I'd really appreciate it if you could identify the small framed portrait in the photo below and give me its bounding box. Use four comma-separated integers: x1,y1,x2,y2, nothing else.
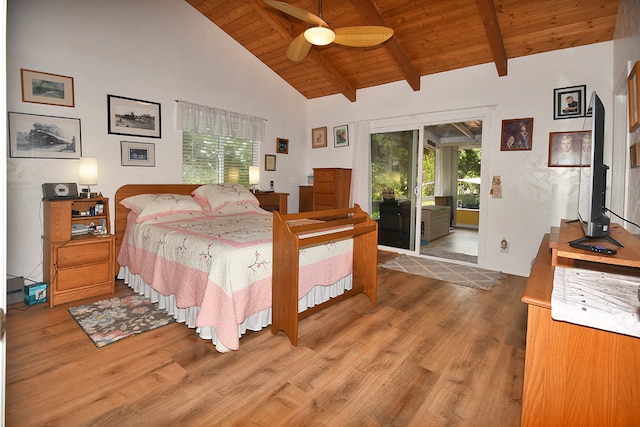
334,125,349,147
554,85,586,119
276,138,289,154
628,61,639,132
121,141,156,167
8,112,81,159
500,118,533,151
21,69,75,107
311,126,327,148
548,131,591,167
108,94,161,138
265,154,276,171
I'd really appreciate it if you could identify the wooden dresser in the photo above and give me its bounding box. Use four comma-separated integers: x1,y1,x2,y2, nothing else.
313,168,352,211
521,221,640,426
43,197,115,307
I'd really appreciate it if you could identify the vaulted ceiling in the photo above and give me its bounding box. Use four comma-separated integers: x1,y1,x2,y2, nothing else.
187,0,619,102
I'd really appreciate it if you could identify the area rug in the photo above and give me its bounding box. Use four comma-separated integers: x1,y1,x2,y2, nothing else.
379,255,504,290
68,294,175,348
419,247,478,264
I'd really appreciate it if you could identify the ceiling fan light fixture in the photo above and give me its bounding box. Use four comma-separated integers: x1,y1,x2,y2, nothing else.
304,26,335,46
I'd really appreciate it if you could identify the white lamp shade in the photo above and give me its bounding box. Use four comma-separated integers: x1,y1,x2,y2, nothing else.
304,26,335,46
249,165,260,185
79,157,98,186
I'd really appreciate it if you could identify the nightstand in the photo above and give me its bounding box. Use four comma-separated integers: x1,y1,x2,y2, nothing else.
254,192,289,214
42,197,115,307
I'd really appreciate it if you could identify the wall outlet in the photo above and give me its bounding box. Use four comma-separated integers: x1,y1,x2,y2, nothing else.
500,238,509,253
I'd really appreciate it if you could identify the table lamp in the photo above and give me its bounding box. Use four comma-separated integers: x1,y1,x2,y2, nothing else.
79,157,98,198
249,165,260,193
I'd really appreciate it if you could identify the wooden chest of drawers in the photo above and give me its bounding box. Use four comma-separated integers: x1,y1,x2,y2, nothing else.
313,168,352,210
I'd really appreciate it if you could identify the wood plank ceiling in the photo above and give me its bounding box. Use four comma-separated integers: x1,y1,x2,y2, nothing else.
186,0,619,102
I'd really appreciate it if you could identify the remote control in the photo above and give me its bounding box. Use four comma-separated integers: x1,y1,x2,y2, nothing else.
569,241,617,255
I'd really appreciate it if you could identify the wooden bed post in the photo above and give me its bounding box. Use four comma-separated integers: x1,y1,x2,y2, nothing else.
271,210,302,345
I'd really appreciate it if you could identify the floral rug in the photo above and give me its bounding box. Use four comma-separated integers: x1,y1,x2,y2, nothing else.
68,294,175,348
380,255,504,290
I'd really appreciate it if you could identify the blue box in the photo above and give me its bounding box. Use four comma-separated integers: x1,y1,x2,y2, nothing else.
24,283,47,306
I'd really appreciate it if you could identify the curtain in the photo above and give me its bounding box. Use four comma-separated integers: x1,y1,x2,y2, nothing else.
350,120,372,213
176,100,266,141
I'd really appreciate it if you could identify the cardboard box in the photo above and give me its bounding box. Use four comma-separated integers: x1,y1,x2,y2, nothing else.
24,282,47,306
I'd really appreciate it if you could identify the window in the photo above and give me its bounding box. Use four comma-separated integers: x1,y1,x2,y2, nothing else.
182,131,258,185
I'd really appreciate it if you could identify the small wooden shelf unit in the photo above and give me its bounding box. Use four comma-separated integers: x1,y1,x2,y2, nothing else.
43,197,116,307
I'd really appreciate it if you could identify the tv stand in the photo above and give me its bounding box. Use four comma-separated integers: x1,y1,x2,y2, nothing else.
569,233,623,248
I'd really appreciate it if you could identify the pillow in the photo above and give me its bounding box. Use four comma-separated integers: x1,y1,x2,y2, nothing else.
192,183,258,211
120,193,203,222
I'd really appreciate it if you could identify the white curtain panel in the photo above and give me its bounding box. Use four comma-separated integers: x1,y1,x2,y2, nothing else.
176,100,266,141
350,120,372,213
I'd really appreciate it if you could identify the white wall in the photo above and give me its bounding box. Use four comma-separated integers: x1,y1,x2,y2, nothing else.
309,43,614,276
6,0,309,284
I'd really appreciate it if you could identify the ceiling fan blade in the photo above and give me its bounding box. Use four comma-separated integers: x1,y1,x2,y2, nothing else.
287,33,313,62
264,0,328,27
333,26,394,47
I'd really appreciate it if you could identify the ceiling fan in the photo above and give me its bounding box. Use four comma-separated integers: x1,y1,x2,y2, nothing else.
264,0,394,62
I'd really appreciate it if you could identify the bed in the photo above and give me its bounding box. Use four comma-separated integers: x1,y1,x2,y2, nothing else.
114,183,378,352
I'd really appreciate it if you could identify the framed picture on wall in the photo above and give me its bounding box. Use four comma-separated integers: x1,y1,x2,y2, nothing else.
121,141,156,167
334,125,349,147
8,112,82,159
21,69,75,107
500,118,533,151
311,126,327,148
553,85,586,119
265,154,276,171
276,138,289,154
107,94,161,138
547,131,590,167
628,61,639,132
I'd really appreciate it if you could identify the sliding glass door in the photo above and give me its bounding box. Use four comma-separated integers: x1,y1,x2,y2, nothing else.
371,129,421,251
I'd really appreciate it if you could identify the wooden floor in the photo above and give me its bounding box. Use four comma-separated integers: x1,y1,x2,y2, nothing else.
6,251,528,426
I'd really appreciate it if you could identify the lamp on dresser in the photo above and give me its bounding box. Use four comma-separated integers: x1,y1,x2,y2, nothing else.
79,157,98,198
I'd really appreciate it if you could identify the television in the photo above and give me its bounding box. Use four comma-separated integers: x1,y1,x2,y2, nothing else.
575,92,622,247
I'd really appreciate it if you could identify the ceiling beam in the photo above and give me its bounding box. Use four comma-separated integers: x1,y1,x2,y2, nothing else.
349,0,420,92
250,0,357,102
476,0,508,76
452,122,475,141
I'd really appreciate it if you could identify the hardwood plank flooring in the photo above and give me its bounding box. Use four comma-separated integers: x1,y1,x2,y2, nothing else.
5,251,528,426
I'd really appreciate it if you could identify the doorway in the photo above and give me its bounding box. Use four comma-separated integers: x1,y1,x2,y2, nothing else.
371,119,482,263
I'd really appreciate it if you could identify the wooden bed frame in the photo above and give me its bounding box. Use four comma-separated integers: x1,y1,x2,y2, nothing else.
114,184,378,346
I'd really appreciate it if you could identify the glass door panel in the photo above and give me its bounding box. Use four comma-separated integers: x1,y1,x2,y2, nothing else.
371,130,420,251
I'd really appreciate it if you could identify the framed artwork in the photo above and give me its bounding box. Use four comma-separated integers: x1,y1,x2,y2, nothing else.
500,118,533,151
628,61,639,132
107,94,161,138
334,124,349,147
21,69,75,107
276,138,289,154
553,85,586,119
8,112,81,159
265,154,276,171
548,131,591,167
121,141,156,167
311,126,327,148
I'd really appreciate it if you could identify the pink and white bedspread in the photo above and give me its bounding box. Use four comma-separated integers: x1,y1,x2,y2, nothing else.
117,206,353,352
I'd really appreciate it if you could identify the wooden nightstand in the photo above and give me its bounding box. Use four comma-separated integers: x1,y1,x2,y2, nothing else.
254,191,288,214
43,197,115,307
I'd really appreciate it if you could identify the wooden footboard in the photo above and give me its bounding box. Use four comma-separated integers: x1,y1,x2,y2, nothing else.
271,204,378,346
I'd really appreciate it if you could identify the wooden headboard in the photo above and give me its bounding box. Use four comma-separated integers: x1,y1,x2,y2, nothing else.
114,184,201,274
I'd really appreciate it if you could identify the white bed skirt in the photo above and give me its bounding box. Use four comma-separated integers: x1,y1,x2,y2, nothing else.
118,266,352,352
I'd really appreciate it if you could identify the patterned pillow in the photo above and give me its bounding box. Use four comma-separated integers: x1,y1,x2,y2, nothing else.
120,193,203,222
192,183,259,211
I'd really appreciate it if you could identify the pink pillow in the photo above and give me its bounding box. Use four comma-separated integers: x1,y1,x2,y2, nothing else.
120,193,203,222
192,183,259,211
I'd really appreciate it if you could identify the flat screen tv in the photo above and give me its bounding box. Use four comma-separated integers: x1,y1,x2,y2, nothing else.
575,92,621,247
